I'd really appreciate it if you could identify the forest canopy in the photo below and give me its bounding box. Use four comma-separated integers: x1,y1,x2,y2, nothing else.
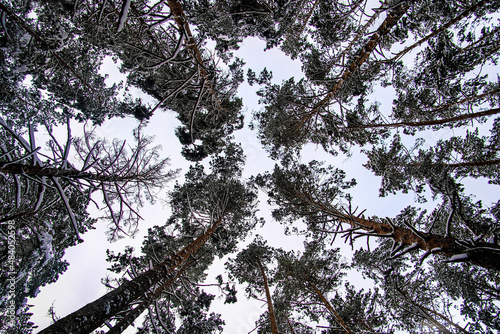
1,0,499,333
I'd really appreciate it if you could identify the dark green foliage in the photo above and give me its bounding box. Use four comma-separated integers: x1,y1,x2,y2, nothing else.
3,0,500,333
253,157,356,232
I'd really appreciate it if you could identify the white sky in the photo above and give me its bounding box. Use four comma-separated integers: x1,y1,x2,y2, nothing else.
27,36,423,334
26,5,499,334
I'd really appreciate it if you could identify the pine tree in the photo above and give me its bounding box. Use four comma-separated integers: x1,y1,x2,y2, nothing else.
255,158,500,270
274,241,352,334
38,144,258,333
226,236,279,334
0,119,178,240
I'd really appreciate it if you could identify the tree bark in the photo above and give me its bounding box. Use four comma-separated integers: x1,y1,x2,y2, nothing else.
283,0,321,42
257,258,279,334
295,191,500,270
327,0,389,72
285,315,298,334
165,0,225,112
303,3,408,126
351,107,500,129
310,282,353,334
391,0,487,61
106,261,191,334
0,163,138,182
39,216,224,334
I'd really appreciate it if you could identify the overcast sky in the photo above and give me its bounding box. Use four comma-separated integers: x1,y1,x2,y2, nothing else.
27,9,499,333
27,35,416,333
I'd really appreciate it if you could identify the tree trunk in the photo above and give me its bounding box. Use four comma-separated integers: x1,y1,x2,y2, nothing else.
285,315,298,334
327,0,389,72
165,0,225,112
302,3,408,126
295,191,500,270
283,0,321,42
257,258,279,334
106,261,191,334
391,0,487,61
39,216,224,334
310,282,353,334
351,107,500,129
0,163,136,182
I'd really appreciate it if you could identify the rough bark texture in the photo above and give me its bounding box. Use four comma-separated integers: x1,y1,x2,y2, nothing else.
303,3,408,125
166,0,225,111
297,192,500,270
327,0,388,72
310,282,353,334
392,0,487,61
106,262,191,334
338,209,500,270
39,217,223,334
0,163,135,182
257,258,279,334
353,107,500,129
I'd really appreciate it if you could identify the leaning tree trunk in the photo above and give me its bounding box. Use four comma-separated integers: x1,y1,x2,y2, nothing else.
285,315,298,334
351,107,500,129
165,0,225,112
0,163,138,183
293,190,500,270
301,3,408,127
39,215,224,334
106,261,191,334
257,258,279,334
310,282,353,334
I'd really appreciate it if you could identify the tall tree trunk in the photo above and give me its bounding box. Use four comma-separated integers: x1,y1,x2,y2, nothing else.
0,163,138,182
391,0,487,61
285,315,298,334
165,0,225,112
283,0,321,43
39,216,224,334
293,191,500,270
257,258,279,334
350,107,500,129
310,282,353,334
302,3,408,127
106,261,192,334
327,0,389,72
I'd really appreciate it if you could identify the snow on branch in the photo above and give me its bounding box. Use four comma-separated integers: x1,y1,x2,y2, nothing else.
1,120,178,241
